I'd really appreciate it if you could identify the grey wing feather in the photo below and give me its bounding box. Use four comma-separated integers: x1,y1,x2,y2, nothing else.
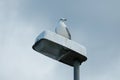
66,27,71,39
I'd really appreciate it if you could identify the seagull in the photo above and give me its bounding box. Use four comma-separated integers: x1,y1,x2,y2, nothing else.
55,18,71,39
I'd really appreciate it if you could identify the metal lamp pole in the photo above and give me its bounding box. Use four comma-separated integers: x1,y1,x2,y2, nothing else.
74,60,81,80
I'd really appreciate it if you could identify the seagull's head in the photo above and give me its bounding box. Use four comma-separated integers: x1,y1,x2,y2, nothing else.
60,18,67,22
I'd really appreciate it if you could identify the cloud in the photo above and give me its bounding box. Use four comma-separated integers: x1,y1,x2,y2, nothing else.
0,0,120,80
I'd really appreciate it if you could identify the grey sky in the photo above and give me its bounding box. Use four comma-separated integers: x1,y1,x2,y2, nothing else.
0,0,120,80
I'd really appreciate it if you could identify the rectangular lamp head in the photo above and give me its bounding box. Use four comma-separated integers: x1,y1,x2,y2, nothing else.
32,31,87,66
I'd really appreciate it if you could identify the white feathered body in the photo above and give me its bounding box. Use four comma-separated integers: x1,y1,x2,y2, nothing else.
55,21,71,39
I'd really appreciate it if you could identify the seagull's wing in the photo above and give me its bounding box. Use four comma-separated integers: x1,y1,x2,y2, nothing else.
65,27,71,39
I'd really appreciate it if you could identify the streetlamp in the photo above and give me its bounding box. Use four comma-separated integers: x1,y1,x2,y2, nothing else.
32,30,87,80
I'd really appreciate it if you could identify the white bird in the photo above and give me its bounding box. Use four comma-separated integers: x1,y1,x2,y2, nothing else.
55,18,71,39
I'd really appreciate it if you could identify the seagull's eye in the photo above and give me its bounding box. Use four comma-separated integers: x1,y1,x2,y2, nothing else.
64,19,67,21
60,19,63,21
